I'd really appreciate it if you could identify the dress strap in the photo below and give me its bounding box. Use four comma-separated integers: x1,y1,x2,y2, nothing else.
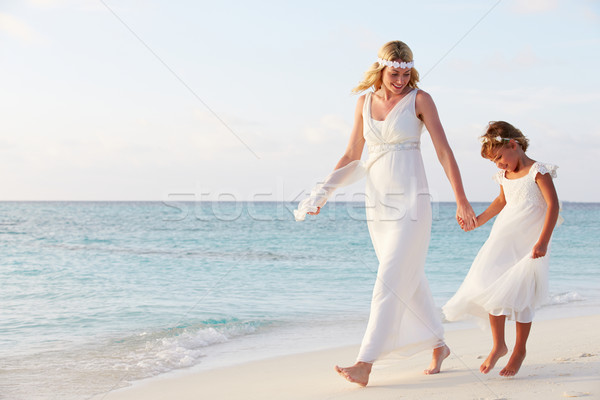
362,91,372,118
363,91,388,144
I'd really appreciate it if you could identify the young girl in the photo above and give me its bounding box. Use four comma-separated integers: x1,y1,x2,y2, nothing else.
443,121,560,377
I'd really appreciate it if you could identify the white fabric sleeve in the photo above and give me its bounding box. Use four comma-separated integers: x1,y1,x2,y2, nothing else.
533,162,563,226
533,162,558,179
293,160,366,221
492,170,504,185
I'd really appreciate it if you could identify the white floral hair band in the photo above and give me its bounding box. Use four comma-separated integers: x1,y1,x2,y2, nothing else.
377,58,414,69
480,136,511,144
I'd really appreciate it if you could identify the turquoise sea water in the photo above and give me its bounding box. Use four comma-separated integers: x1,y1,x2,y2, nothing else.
1,201,598,399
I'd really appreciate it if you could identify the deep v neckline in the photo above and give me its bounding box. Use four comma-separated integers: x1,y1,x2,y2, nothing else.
369,90,414,122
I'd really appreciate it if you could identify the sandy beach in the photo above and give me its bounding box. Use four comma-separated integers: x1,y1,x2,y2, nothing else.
98,314,600,400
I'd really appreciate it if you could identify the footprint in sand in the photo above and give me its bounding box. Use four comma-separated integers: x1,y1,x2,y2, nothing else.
555,353,596,363
554,357,571,362
563,391,590,397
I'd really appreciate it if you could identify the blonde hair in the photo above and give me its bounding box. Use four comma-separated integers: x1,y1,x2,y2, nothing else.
352,41,420,93
480,121,530,159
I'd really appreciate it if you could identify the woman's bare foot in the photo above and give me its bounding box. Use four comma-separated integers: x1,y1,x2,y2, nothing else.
480,345,508,374
424,344,450,375
334,362,372,387
500,349,526,377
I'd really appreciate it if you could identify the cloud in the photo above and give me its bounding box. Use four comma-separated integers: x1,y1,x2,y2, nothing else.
445,45,544,75
303,114,351,145
0,12,45,44
26,0,70,7
483,45,542,71
510,0,559,14
25,0,116,13
581,1,600,22
191,108,266,158
333,25,383,52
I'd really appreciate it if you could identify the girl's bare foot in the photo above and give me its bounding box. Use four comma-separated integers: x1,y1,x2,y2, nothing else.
500,349,526,377
334,362,372,387
480,345,508,374
424,344,450,375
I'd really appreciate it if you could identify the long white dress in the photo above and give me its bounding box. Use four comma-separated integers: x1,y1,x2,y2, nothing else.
295,89,445,363
442,162,559,324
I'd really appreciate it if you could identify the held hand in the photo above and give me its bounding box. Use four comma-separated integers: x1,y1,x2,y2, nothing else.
307,207,321,216
532,242,548,259
456,202,477,232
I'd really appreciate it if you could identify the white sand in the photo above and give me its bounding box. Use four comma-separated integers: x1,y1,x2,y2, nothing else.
98,314,600,400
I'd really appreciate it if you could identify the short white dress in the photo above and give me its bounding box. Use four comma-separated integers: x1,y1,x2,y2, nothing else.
443,162,559,324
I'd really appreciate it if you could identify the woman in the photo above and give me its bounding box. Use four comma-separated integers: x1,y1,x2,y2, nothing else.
295,40,476,386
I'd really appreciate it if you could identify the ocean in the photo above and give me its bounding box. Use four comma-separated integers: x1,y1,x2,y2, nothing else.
1,201,598,400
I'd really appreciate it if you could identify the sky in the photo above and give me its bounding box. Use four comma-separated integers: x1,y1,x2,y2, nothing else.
1,0,599,203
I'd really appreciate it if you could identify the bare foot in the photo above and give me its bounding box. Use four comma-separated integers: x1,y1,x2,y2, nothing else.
424,344,450,375
334,362,372,387
500,350,526,377
480,345,508,374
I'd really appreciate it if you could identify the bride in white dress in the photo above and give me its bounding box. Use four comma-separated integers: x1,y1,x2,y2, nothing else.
294,41,477,386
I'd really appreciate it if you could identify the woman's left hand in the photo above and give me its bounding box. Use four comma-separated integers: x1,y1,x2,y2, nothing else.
456,201,477,231
532,241,548,258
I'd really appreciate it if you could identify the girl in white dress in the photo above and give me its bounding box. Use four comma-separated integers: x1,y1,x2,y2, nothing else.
294,41,477,386
443,121,560,377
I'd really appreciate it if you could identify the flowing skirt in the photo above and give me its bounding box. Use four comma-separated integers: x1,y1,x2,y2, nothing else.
357,149,444,363
442,203,550,324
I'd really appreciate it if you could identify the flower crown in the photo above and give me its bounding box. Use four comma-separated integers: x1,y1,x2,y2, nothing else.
480,136,511,144
377,58,414,69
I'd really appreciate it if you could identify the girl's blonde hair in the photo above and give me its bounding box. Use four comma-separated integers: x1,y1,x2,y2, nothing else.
352,40,420,93
480,121,529,159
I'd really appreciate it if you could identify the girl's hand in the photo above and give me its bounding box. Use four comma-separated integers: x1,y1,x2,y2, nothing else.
456,201,477,232
457,216,475,231
307,207,321,216
532,241,548,259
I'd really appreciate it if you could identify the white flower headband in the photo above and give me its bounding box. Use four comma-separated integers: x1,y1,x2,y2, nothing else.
480,136,511,144
377,58,414,69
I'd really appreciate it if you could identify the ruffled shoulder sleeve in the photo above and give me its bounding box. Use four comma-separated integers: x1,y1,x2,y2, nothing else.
531,162,558,179
492,170,504,185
